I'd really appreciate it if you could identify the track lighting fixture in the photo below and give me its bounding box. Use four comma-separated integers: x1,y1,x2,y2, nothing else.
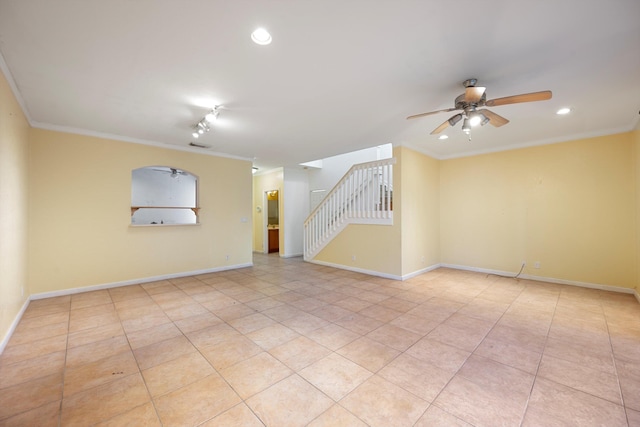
191,106,220,140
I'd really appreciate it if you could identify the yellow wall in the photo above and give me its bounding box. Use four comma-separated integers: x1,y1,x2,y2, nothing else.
252,169,283,253
0,67,30,346
28,129,253,294
441,133,636,289
399,147,440,275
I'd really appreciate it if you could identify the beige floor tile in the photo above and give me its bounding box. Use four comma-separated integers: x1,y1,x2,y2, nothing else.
358,304,402,323
15,311,68,330
61,373,150,426
63,350,139,397
228,312,275,334
538,353,622,404
281,312,330,335
269,336,332,371
70,290,113,310
154,374,241,426
173,311,222,334
69,311,121,333
474,335,542,374
310,304,353,322
246,374,333,427
200,403,264,427
414,405,472,427
121,311,172,334
133,335,196,370
389,312,444,335
0,400,60,427
306,323,360,351
333,296,373,312
337,336,400,372
22,302,69,320
457,354,535,396
334,312,383,335
0,374,62,420
210,303,257,321
406,337,470,373
341,375,429,427
0,334,67,366
186,322,241,349
199,335,263,371
65,335,130,368
245,323,299,350
66,322,124,349
378,353,454,402
245,296,285,311
125,321,183,350
142,351,215,397
434,374,527,426
0,351,65,388
299,353,372,400
163,302,209,321
220,352,292,399
427,315,493,352
522,377,627,427
307,404,368,427
616,356,640,411
3,257,640,427
107,284,148,302
8,321,68,347
627,407,640,426
366,323,422,351
93,402,161,427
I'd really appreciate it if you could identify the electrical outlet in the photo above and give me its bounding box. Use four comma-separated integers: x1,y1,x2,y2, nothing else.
421,256,426,264
226,255,230,261
534,261,540,269
351,255,356,261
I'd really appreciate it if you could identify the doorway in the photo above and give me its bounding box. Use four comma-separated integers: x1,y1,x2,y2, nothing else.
265,190,279,254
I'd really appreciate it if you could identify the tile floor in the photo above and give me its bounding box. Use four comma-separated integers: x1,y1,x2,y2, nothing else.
1,254,640,426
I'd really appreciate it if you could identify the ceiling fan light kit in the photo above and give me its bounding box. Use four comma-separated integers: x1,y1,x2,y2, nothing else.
408,78,552,139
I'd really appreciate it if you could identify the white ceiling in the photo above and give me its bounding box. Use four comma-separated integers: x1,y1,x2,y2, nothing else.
1,0,639,171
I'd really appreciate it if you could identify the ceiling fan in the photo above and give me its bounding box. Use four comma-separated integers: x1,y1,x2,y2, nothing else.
407,79,552,136
151,167,188,178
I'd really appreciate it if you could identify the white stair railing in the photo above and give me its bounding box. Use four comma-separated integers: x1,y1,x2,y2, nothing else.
304,158,395,260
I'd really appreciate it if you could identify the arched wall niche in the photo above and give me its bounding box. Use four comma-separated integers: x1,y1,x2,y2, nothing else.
131,166,199,225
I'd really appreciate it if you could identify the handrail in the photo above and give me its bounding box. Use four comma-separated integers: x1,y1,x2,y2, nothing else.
304,158,395,260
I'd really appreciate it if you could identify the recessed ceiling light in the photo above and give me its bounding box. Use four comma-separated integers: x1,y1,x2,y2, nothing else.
556,107,571,115
438,135,449,140
251,28,272,45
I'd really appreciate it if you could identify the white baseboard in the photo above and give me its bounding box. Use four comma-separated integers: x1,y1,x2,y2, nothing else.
307,259,403,280
0,298,30,355
401,264,442,280
441,263,637,295
30,263,253,300
280,253,303,259
635,290,640,304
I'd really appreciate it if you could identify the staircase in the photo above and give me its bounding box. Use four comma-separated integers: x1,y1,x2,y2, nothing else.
303,158,395,260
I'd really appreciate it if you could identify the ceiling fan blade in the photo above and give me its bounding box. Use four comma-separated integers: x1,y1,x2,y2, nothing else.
479,109,509,127
485,90,552,107
464,86,485,103
407,107,457,120
430,119,450,135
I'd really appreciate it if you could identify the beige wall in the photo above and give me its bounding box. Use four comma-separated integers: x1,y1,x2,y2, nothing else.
441,133,636,289
28,129,253,294
252,169,283,253
0,67,30,346
399,147,440,276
